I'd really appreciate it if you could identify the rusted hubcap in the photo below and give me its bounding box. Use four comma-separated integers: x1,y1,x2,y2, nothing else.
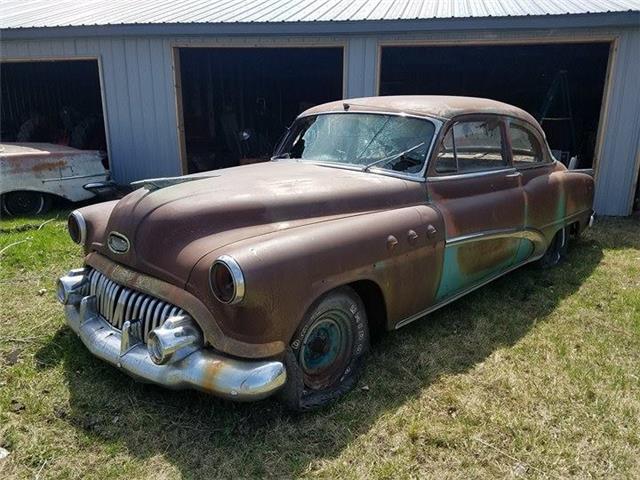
299,311,353,390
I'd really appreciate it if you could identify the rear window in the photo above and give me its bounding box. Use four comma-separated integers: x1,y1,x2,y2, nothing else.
510,124,544,165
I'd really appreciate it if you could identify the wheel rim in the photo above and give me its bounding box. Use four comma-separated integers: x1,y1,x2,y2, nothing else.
4,192,44,216
299,310,353,390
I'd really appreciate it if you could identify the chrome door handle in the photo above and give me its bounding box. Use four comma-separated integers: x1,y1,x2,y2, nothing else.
505,171,522,178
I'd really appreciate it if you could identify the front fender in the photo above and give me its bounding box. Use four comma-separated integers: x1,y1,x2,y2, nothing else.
187,205,445,349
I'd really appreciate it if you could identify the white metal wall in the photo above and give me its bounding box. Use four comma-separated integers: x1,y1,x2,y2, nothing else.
592,28,640,216
0,37,182,183
2,28,639,214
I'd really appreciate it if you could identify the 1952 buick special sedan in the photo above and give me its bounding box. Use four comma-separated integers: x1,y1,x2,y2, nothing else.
57,96,594,410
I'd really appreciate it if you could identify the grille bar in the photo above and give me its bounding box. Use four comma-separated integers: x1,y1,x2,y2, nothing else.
86,268,185,342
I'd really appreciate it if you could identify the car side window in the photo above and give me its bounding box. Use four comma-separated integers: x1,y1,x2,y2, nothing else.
510,124,543,165
435,119,507,175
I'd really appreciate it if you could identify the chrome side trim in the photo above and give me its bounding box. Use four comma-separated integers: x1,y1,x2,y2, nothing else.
42,172,109,183
446,227,546,251
427,167,517,182
64,295,286,401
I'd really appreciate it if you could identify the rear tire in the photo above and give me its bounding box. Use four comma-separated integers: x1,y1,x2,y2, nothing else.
1,191,51,216
279,286,369,411
537,227,569,268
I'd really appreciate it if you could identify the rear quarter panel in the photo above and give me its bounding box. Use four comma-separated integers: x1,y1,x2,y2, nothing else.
521,162,594,241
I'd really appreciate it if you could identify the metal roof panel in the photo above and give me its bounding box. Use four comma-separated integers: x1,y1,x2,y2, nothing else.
1,0,638,29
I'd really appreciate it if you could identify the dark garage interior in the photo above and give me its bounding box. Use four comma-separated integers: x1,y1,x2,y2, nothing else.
178,47,344,173
380,43,611,168
0,60,108,158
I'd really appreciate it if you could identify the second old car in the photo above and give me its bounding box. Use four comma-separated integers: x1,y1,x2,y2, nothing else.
57,96,594,410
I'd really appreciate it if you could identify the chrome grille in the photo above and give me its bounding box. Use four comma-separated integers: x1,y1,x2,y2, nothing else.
87,268,185,342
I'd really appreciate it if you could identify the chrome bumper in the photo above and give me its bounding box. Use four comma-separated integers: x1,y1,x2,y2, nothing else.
59,273,286,401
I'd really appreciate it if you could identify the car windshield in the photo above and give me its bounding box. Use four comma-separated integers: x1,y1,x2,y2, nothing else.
275,113,436,175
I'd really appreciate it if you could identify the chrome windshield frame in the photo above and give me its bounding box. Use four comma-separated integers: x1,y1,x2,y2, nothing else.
272,110,444,183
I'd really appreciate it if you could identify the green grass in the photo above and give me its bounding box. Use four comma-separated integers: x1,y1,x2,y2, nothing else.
1,212,639,479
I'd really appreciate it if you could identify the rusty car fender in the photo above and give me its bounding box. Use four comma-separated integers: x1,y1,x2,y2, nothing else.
187,204,446,351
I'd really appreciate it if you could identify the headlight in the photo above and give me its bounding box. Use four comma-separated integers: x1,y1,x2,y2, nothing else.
68,210,87,245
209,255,245,304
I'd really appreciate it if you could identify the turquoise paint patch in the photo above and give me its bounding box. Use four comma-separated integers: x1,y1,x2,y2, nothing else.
513,238,535,264
435,240,520,301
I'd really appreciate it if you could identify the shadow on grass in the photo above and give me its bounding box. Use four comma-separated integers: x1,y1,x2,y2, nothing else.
35,236,603,478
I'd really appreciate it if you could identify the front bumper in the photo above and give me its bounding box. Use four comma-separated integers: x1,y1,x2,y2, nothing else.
60,273,286,401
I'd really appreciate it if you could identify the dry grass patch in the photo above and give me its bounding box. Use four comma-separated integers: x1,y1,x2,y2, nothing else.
1,212,639,479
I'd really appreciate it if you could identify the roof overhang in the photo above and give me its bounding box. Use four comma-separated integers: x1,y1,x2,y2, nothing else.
2,12,639,40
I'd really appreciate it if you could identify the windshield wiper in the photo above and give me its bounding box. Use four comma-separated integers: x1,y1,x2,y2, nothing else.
362,142,426,172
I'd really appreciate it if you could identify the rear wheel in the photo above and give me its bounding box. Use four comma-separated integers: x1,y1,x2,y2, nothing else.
279,286,369,411
1,191,51,216
537,227,569,268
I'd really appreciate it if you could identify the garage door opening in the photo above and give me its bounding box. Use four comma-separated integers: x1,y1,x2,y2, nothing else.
1,60,108,163
178,47,344,173
380,43,610,169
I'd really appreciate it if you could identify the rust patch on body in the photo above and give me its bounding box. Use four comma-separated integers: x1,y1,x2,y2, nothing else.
457,238,515,275
31,160,67,172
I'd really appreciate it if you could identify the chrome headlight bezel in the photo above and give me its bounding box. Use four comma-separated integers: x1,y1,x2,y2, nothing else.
68,210,87,246
209,255,245,305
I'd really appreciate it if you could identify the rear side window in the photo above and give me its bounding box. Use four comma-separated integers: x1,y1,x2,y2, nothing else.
510,124,543,165
435,119,507,175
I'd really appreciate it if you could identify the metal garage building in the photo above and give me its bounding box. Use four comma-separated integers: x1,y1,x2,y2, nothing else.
1,0,639,215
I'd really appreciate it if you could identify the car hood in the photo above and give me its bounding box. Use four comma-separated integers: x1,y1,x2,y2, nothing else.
94,161,425,286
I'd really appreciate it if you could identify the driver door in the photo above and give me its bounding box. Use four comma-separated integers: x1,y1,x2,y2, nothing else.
427,115,525,301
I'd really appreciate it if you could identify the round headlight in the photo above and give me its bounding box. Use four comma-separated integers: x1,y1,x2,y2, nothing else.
209,255,245,305
68,211,87,245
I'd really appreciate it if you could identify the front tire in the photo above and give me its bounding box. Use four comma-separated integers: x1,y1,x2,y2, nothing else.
279,286,369,411
2,191,51,216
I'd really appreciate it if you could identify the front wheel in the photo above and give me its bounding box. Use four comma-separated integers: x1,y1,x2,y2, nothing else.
279,286,369,411
2,191,51,216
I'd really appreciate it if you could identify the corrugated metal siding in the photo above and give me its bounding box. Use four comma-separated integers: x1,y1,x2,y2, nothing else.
593,28,640,215
1,0,639,29
0,37,182,183
1,27,639,213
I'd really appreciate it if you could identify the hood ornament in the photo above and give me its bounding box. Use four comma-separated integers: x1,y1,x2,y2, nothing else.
108,232,130,254
130,174,220,192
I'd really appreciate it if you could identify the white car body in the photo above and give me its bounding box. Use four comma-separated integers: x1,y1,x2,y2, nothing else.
0,142,109,203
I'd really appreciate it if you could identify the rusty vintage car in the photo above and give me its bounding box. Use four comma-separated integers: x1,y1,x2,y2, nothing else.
57,96,594,410
0,142,110,216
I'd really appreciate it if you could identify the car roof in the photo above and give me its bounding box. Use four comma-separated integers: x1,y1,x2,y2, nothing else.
302,95,540,128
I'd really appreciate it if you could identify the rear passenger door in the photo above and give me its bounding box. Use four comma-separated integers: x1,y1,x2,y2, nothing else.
427,115,525,301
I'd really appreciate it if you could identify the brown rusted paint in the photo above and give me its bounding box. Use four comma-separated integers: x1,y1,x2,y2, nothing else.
457,238,518,275
70,96,593,360
30,159,67,172
85,252,285,359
